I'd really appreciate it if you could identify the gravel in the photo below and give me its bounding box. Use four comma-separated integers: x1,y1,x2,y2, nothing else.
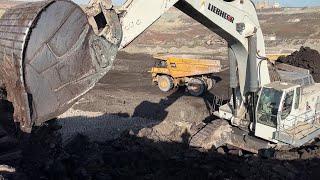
57,108,159,143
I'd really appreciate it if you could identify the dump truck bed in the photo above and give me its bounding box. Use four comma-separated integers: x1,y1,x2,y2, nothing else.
153,54,223,78
267,53,290,61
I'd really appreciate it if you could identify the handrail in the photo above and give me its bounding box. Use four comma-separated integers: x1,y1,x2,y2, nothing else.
276,109,320,144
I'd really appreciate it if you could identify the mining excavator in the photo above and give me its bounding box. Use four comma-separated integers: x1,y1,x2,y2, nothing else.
0,0,320,153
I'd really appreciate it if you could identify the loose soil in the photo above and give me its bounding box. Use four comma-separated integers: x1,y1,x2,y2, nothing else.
277,46,320,82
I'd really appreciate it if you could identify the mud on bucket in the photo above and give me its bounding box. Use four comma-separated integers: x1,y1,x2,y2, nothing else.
0,0,120,132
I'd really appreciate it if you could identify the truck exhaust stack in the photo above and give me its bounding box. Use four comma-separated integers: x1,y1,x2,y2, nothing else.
0,0,122,132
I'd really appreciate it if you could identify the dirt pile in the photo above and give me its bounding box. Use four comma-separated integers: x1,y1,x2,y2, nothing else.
277,46,320,82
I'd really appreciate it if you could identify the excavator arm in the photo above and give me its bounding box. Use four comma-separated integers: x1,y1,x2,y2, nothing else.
0,0,270,132
114,0,271,121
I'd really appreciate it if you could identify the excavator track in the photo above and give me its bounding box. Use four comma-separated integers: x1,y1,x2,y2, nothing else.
189,119,271,153
189,119,232,149
189,119,320,156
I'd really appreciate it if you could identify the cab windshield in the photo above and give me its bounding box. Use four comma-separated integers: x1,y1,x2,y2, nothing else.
155,60,167,68
257,88,283,128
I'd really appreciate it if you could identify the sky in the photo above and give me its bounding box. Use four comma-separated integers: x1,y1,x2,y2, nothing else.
15,0,320,7
259,0,320,7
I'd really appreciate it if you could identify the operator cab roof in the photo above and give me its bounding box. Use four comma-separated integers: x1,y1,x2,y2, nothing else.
264,81,298,91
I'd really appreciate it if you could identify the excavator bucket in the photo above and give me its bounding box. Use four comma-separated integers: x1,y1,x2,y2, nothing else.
0,0,122,132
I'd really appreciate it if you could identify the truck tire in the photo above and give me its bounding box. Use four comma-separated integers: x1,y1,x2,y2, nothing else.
187,78,206,96
205,78,216,91
157,75,173,92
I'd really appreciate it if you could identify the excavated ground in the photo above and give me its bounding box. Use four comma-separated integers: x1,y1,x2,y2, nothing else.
56,52,230,144
1,118,320,180
1,52,320,179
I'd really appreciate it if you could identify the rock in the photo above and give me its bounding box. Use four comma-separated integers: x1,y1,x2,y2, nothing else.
228,149,243,156
128,129,135,136
217,147,226,155
0,165,15,173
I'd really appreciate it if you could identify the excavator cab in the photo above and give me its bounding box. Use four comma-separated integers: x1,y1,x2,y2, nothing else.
256,87,282,133
255,83,298,142
255,81,320,146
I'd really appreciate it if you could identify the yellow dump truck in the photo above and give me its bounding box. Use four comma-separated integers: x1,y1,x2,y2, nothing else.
267,53,290,61
150,54,223,96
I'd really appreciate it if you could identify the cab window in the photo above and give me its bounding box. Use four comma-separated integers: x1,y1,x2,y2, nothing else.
257,88,283,128
294,87,301,109
281,91,294,119
155,60,167,68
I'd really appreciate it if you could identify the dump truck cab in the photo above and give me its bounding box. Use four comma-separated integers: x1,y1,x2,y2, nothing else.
150,59,171,79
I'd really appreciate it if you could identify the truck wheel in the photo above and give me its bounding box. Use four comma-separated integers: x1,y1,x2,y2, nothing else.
205,78,216,91
157,75,173,92
188,78,206,96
